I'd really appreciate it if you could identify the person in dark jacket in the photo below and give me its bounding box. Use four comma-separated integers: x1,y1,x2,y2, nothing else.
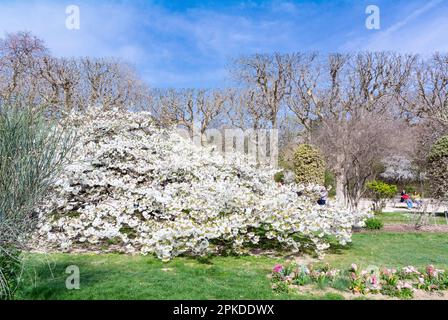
317,187,328,206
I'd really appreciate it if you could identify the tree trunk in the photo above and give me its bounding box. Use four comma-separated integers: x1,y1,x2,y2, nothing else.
335,154,347,207
335,173,346,206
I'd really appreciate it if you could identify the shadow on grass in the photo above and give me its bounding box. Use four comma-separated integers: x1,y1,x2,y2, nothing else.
18,257,114,300
327,242,354,255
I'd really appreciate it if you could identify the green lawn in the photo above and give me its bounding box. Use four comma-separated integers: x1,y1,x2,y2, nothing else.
17,232,448,300
324,232,448,269
377,212,447,225
18,253,325,300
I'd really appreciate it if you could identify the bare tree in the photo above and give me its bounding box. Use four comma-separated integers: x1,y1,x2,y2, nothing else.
0,31,48,106
38,57,81,114
225,88,266,130
230,53,294,129
0,32,152,114
402,53,448,126
313,112,409,209
196,89,229,136
150,88,229,141
79,58,147,111
395,53,448,186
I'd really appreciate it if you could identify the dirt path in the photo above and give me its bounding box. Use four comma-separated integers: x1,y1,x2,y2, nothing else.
383,224,448,232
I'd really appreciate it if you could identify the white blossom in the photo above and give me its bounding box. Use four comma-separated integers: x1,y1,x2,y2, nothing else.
34,108,368,260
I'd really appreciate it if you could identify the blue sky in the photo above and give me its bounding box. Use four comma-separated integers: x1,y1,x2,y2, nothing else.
0,0,447,88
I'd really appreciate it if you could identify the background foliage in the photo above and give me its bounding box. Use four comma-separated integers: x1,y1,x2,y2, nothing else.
366,180,398,213
427,135,448,201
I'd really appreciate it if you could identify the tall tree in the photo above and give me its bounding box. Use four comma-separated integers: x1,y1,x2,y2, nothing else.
0,31,48,106
230,53,294,129
150,88,229,143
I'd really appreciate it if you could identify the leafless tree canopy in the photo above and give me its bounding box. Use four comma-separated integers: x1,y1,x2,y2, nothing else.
0,32,151,115
230,53,295,129
401,53,448,126
149,88,230,139
0,31,48,105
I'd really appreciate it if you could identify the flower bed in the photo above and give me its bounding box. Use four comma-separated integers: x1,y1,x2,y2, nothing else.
34,108,368,261
271,262,448,299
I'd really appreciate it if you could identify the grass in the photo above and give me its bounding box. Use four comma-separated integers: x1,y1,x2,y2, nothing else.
376,212,447,225
17,254,328,300
16,232,448,300
324,232,448,269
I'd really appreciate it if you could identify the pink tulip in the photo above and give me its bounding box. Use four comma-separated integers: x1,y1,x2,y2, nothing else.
273,264,283,273
426,265,435,276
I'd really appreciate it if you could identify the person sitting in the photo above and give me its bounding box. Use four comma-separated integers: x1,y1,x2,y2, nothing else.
400,190,406,203
402,193,413,209
412,191,422,207
317,187,328,206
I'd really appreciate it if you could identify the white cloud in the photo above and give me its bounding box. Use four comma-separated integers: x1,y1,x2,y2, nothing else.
383,0,443,34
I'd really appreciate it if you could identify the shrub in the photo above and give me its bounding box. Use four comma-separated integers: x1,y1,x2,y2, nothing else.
428,136,448,161
35,108,369,261
0,248,21,300
366,180,397,213
0,106,74,299
274,170,295,185
292,144,325,185
274,171,284,183
427,136,448,200
364,218,383,230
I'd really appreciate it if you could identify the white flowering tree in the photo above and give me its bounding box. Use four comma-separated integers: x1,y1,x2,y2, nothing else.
35,108,368,261
380,156,418,183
